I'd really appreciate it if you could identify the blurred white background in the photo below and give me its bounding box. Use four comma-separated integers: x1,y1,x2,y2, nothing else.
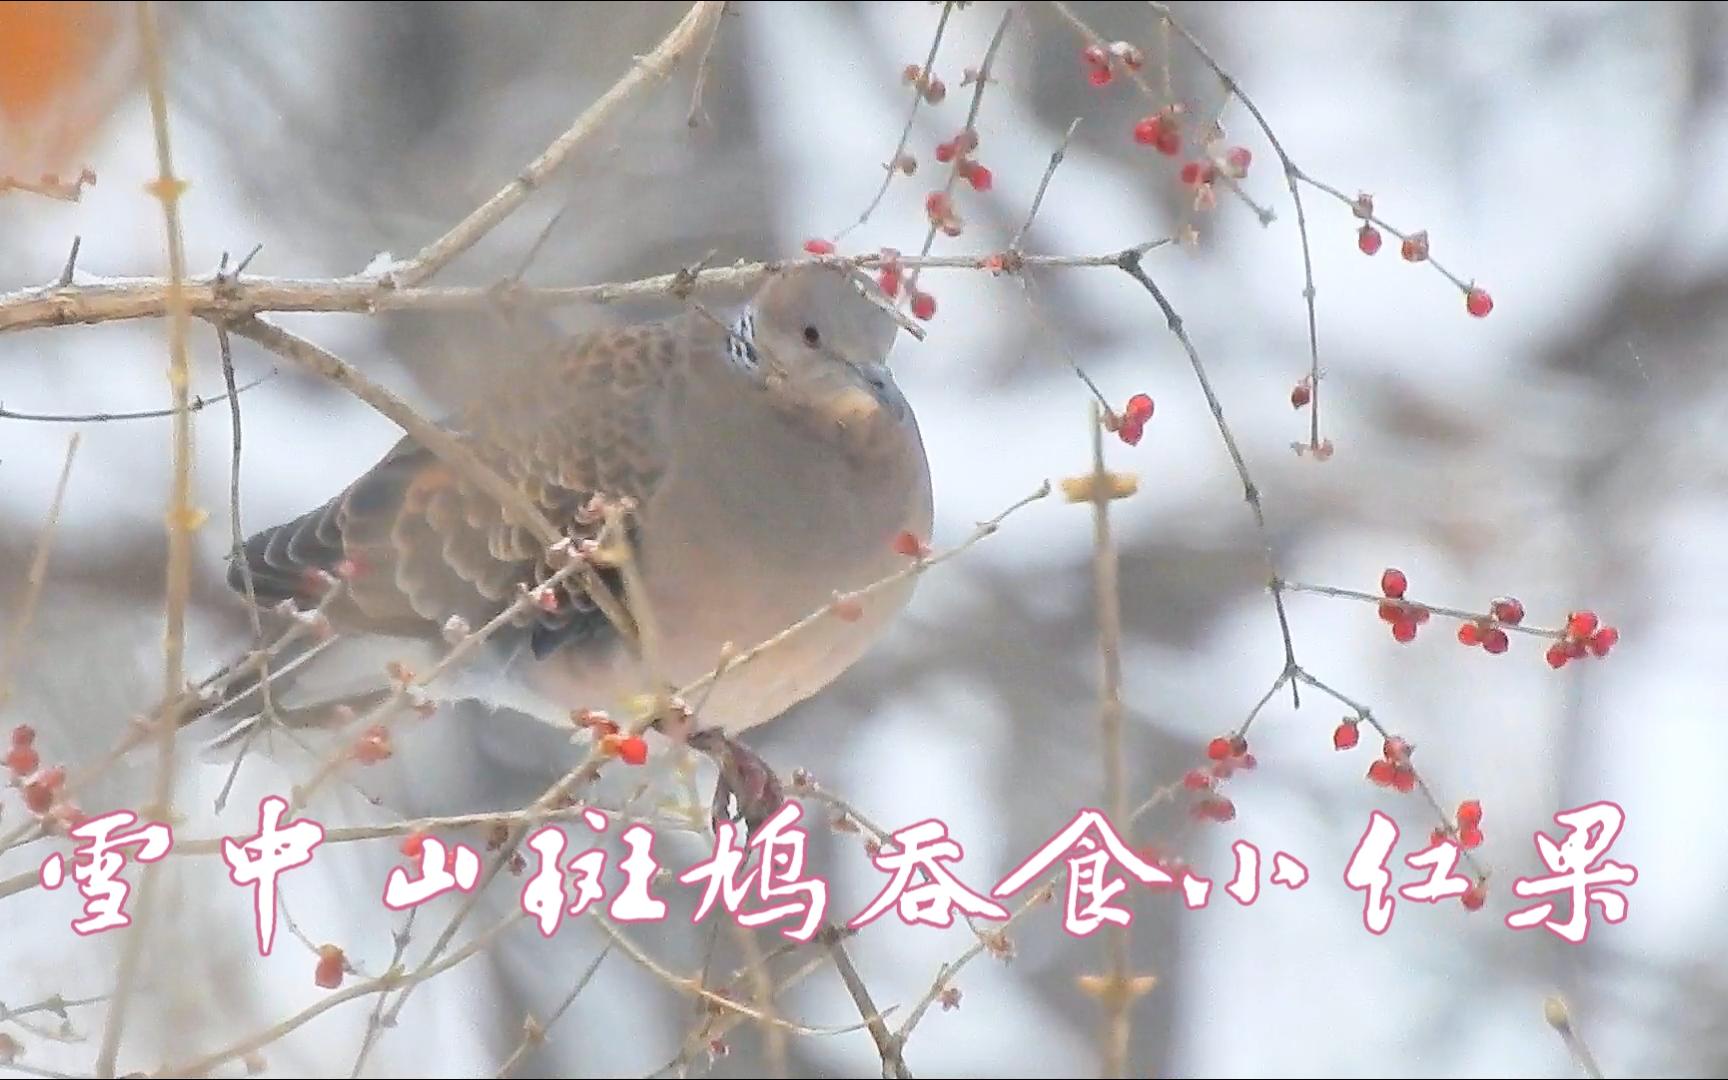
3,2,1725,1077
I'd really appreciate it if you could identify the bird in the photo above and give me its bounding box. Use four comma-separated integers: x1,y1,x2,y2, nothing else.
194,262,934,833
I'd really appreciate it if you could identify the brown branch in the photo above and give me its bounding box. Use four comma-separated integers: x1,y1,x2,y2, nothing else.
0,249,1167,336
387,1,726,287
97,5,192,1073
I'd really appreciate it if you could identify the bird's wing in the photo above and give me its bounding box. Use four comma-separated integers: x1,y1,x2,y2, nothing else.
227,316,691,656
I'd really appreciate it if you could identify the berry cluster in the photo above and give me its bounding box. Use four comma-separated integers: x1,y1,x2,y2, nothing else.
1371,569,1620,668
1080,40,1144,87
933,127,992,192
1105,392,1154,446
573,708,648,765
1185,734,1255,823
1350,193,1494,318
901,63,946,104
1545,610,1618,669
1431,798,1484,851
1132,108,1182,156
1375,568,1429,643
1364,735,1417,793
7,725,77,828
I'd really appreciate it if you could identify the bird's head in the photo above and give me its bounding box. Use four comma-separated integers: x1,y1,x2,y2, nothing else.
725,263,915,434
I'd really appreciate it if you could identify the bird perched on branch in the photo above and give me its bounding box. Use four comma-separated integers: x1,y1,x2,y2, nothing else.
195,262,933,833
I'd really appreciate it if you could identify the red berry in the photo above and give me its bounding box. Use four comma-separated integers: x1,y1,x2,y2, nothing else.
964,163,993,192
1380,568,1408,599
1465,287,1494,318
10,725,34,747
1224,146,1252,176
924,190,951,222
802,238,835,256
1081,44,1108,68
1546,643,1569,669
1206,736,1232,761
1482,628,1509,655
617,736,648,766
314,945,345,990
1087,65,1113,87
400,831,427,858
1458,825,1484,850
877,266,901,299
1332,721,1359,751
1390,765,1417,793
1589,627,1619,656
1116,418,1146,447
1178,160,1208,186
923,78,946,104
1357,225,1383,255
1132,117,1161,146
1377,601,1403,623
1456,799,1483,827
934,140,956,163
1122,393,1154,425
1567,610,1599,638
1457,622,1480,647
1193,795,1236,823
909,290,936,321
1153,127,1181,156
892,530,927,558
1490,596,1524,625
1182,768,1212,791
23,781,53,814
1366,759,1395,787
1290,382,1311,409
1461,883,1487,911
5,745,38,776
1391,619,1417,643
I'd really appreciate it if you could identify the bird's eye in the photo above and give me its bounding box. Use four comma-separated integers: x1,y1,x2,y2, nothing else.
802,326,821,347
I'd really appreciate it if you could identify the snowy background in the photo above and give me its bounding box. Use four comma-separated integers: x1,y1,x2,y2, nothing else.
3,2,1726,1077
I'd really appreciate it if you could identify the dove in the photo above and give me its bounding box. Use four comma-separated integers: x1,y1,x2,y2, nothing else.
197,262,934,831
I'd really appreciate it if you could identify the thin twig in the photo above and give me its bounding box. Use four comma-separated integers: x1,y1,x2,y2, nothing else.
1113,250,1300,706
0,434,79,711
0,369,276,423
835,1,956,241
1544,995,1606,1080
492,941,613,1078
820,925,910,1079
388,1,726,287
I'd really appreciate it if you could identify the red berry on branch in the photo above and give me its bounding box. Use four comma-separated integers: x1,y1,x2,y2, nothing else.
1457,623,1480,647
1332,721,1359,751
1465,287,1494,318
1482,628,1510,655
1566,610,1599,638
1589,627,1619,656
1490,596,1524,625
1380,568,1408,599
802,238,835,256
1357,225,1383,255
